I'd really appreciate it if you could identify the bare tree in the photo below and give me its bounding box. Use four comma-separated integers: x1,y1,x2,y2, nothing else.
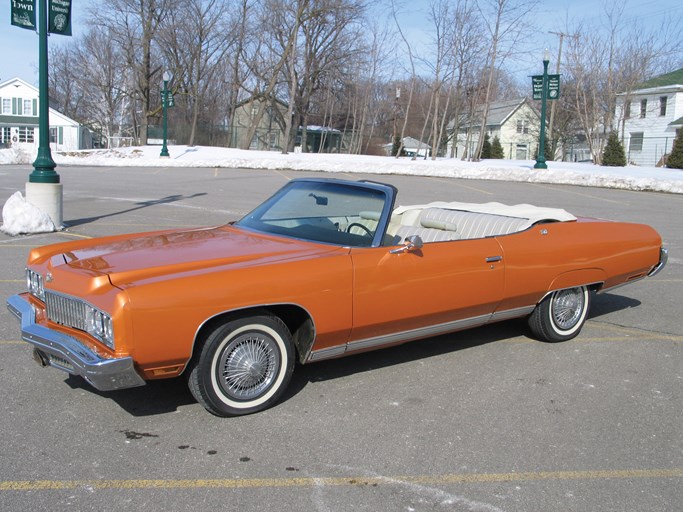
159,0,234,146
289,0,367,152
239,0,307,150
471,0,536,161
49,29,130,147
88,0,179,145
563,0,680,163
389,0,418,158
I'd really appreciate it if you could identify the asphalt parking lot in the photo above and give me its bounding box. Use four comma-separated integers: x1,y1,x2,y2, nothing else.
1,164,681,511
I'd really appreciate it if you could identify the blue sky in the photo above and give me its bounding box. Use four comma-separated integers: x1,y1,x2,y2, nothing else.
2,0,682,87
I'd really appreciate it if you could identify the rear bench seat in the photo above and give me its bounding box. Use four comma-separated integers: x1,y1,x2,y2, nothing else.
390,207,531,243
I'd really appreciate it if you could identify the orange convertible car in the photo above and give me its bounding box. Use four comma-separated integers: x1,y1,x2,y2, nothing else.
8,178,667,416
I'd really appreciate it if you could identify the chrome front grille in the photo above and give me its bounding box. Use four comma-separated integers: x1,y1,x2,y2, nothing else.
44,291,88,331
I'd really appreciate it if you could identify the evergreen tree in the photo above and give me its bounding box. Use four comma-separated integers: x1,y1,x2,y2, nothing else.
667,129,683,169
391,136,402,157
535,138,552,162
491,136,505,159
602,132,627,167
481,133,492,159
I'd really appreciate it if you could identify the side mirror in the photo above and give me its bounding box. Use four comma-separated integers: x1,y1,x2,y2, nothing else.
390,235,424,254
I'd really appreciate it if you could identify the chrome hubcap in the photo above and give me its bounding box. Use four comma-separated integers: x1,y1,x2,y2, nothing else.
217,334,279,401
551,288,584,330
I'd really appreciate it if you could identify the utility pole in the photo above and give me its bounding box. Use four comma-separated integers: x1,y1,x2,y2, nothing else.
548,31,576,159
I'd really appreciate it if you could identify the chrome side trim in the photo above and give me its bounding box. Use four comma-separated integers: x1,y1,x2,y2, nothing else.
491,305,536,322
308,345,346,361
6,294,145,392
308,306,537,362
346,314,493,355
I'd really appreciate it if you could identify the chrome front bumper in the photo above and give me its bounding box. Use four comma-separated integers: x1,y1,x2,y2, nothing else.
7,294,145,392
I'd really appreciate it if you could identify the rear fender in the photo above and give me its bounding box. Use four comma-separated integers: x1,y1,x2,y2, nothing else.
547,269,606,296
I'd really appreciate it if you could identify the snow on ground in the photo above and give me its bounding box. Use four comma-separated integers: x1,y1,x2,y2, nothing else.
2,144,682,193
1,144,682,235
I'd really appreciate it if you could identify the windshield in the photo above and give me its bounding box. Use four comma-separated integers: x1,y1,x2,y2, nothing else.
236,180,392,247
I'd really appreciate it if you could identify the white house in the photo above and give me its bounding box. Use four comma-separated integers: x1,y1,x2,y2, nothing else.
615,68,683,166
0,77,93,152
448,98,541,160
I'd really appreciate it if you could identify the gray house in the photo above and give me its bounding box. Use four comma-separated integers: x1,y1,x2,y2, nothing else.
448,98,541,160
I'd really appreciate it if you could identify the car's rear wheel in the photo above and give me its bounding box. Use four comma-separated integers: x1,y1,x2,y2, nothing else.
528,286,590,342
188,314,294,417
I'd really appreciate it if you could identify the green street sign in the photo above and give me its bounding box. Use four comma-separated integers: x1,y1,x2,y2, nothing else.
547,74,560,99
48,0,72,36
11,0,36,30
160,91,175,108
532,74,560,100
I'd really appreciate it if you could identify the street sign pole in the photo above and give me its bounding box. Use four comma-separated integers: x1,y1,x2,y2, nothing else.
534,53,550,170
160,72,171,158
26,0,63,230
30,0,59,184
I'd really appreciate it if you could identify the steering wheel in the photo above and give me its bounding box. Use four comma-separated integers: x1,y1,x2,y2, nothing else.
346,222,373,237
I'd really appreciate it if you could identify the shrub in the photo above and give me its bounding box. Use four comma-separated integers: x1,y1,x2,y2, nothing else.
602,132,627,167
481,133,492,159
667,129,683,169
491,136,505,159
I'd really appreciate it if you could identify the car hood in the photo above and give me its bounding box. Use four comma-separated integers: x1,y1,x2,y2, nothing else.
51,225,343,288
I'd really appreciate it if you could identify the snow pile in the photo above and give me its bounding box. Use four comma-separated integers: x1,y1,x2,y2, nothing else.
2,145,682,194
42,145,682,194
1,191,56,236
0,147,34,165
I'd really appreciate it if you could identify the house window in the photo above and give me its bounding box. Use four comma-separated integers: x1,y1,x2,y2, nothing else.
23,99,32,116
516,120,529,134
1,127,10,143
640,99,647,118
2,98,11,114
18,127,35,143
515,144,528,159
630,132,644,152
659,96,667,117
49,127,57,143
624,101,631,119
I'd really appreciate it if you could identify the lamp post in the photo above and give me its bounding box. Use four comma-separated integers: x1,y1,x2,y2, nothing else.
534,50,550,170
25,0,62,230
160,71,171,158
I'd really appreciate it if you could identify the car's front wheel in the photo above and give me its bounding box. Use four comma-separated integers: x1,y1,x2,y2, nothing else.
528,286,590,342
188,314,295,417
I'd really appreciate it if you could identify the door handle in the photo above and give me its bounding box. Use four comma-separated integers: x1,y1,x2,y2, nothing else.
486,256,502,263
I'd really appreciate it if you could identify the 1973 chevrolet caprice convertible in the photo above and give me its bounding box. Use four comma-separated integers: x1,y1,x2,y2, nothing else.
8,178,668,416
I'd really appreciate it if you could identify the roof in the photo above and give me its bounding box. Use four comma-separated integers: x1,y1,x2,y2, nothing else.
382,136,429,149
454,98,538,129
637,68,683,89
670,116,683,128
0,77,36,90
400,136,428,149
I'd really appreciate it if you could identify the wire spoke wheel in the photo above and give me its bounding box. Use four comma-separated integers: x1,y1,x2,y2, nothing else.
188,314,294,417
528,286,590,342
217,333,280,401
550,288,586,331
